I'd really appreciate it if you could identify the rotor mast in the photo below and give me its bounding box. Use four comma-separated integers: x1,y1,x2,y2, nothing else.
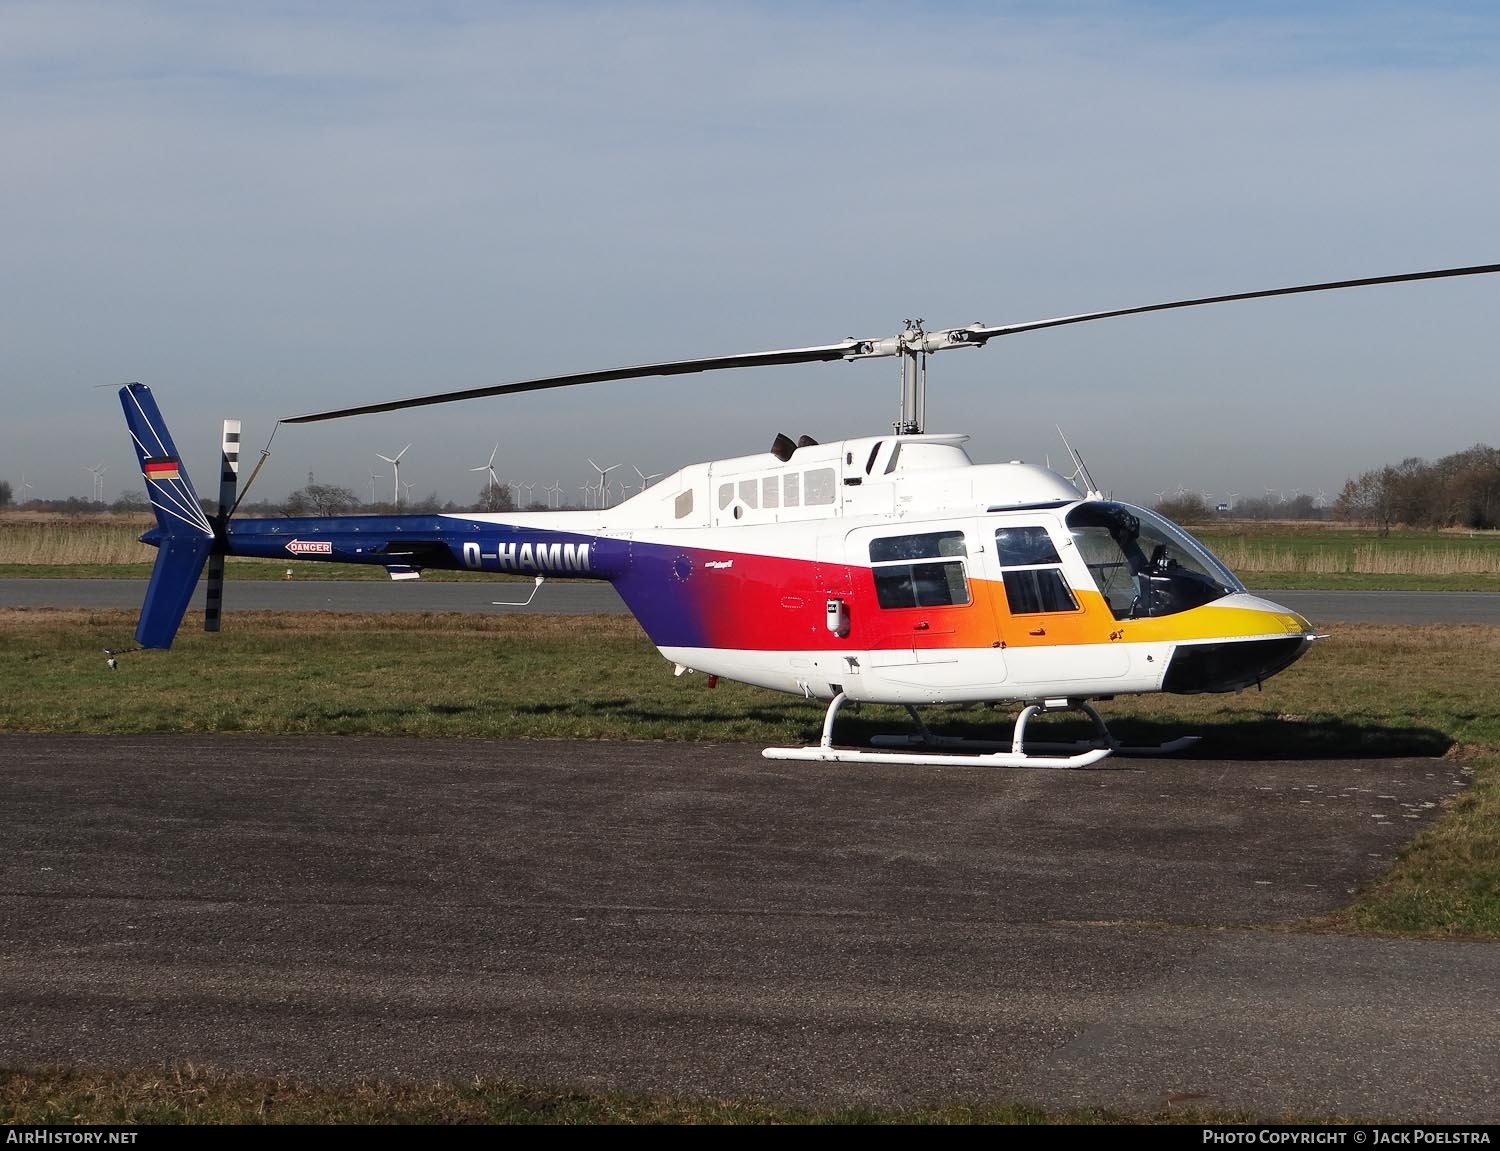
850,319,987,436
897,320,925,435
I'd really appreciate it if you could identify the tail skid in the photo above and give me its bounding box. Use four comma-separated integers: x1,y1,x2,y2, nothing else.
119,384,215,648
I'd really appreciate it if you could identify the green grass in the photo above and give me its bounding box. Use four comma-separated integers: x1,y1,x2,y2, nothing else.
1192,523,1500,587
1245,571,1500,592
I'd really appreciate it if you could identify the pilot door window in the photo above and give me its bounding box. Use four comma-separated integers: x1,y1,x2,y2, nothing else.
995,525,1079,615
868,531,971,609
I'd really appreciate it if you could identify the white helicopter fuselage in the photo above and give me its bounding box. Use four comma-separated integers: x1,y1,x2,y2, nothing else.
445,433,1316,707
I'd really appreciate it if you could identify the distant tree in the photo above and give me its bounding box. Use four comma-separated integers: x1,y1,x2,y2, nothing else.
111,488,148,513
283,481,358,516
1283,493,1318,521
1335,468,1399,535
1152,493,1210,523
0,480,11,507
1439,444,1500,529
1333,446,1500,532
473,483,516,514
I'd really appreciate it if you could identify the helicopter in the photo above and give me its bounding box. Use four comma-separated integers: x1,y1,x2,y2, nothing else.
118,261,1500,768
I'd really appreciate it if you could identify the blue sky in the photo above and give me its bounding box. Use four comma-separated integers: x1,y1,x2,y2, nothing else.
3,1,1498,506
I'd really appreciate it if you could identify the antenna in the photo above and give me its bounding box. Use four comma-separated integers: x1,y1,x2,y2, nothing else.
1055,427,1102,499
376,444,411,507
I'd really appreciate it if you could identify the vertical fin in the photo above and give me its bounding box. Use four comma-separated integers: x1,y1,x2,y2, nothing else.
118,384,216,648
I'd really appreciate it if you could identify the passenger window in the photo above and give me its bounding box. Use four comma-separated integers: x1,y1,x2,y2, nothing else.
996,524,1078,614
1003,569,1077,614
738,479,758,510
762,477,779,509
783,473,800,507
804,468,836,506
996,526,1061,567
718,483,733,510
675,489,694,519
869,531,970,609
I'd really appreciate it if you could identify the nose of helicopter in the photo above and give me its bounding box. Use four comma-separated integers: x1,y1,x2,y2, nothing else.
1162,593,1320,694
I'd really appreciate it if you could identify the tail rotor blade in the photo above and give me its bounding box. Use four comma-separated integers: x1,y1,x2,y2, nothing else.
204,419,240,634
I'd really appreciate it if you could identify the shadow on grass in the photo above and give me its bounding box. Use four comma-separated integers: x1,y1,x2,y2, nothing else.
494,696,1454,760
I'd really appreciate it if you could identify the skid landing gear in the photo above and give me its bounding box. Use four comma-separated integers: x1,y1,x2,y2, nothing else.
761,693,1199,769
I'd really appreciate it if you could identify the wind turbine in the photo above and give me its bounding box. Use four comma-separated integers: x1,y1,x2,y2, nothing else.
522,481,537,506
377,444,411,507
545,481,562,509
19,475,33,505
470,443,500,498
402,480,416,508
84,463,107,503
587,459,620,509
368,471,383,508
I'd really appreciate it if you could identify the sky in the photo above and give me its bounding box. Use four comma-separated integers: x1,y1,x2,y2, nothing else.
3,0,1499,508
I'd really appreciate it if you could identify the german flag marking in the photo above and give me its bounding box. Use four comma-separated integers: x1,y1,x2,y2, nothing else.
143,458,181,482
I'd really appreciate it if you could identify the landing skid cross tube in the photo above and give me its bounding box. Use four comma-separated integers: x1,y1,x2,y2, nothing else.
761,694,1199,769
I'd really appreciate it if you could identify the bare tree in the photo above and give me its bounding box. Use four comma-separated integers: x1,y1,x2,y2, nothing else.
473,483,516,513
283,480,358,516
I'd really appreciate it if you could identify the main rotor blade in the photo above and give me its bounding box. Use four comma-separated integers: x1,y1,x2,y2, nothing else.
280,262,1500,425
967,262,1500,342
282,340,867,424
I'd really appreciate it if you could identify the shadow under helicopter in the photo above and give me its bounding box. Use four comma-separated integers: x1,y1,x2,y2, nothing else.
493,699,1452,763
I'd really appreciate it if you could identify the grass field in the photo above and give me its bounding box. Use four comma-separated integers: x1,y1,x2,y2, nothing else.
0,514,155,565
7,514,1500,589
1191,522,1500,589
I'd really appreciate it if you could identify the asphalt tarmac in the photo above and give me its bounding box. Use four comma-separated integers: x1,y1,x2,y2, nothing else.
6,578,1500,625
2,734,1494,1121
